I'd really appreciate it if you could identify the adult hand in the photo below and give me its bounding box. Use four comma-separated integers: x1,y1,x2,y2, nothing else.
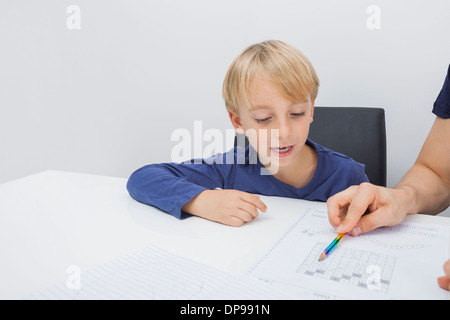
438,259,450,291
327,182,415,236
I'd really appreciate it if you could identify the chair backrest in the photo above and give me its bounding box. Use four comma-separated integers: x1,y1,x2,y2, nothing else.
234,106,387,187
308,106,386,186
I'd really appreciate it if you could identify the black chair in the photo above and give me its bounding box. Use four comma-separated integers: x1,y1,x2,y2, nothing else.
234,106,387,186
309,107,386,187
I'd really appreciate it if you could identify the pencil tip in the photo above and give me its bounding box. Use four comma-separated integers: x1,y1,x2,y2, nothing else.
319,253,326,261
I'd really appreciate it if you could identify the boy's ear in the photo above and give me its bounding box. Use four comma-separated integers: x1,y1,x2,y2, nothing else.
310,100,315,123
228,110,245,134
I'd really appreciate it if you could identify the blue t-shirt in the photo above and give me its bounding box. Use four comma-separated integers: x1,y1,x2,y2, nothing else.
126,139,369,219
432,65,450,119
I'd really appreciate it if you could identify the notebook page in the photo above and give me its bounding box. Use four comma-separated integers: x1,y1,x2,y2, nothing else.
24,246,235,300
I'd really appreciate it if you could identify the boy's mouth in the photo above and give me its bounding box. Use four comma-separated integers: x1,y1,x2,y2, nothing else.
270,145,294,157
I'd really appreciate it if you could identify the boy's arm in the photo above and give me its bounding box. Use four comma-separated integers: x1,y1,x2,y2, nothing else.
126,160,225,219
127,148,268,226
127,159,267,226
348,161,370,186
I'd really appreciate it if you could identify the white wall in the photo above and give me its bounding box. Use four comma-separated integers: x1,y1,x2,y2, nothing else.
1,0,449,214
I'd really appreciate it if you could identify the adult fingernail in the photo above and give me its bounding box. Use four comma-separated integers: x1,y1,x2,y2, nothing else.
351,227,362,237
335,224,345,233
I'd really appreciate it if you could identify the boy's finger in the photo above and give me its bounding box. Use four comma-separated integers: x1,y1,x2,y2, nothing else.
235,208,254,222
237,200,259,218
327,186,357,227
241,193,267,213
226,216,245,227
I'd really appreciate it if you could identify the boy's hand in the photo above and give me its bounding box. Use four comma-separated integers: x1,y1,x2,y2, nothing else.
182,189,267,227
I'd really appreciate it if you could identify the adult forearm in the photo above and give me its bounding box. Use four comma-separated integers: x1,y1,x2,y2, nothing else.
396,117,450,215
395,163,450,215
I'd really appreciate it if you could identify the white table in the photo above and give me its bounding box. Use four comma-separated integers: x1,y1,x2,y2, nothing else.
1,170,449,299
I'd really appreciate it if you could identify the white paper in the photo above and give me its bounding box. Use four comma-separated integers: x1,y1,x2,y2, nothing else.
23,245,290,300
247,207,450,300
22,208,450,300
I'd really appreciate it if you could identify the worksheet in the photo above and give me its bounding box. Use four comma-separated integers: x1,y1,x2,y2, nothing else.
247,208,450,299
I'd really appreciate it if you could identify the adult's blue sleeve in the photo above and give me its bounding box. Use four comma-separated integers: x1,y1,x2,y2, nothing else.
432,65,450,119
126,154,228,219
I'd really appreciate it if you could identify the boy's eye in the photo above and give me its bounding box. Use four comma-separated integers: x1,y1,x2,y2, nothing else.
255,117,271,123
291,112,305,117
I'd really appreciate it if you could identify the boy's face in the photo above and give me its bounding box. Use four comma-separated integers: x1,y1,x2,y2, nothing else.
228,76,314,172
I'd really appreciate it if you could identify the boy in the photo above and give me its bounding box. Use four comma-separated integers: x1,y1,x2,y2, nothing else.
127,40,369,226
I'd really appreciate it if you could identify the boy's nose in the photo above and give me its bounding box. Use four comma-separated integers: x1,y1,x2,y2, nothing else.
273,119,292,141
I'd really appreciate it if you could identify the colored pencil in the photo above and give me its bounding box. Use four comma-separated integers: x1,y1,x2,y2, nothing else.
319,233,346,261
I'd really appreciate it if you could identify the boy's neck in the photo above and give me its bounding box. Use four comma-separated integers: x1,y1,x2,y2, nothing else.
271,143,318,189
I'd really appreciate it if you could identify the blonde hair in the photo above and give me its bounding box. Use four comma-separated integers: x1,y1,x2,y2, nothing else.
222,40,320,113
